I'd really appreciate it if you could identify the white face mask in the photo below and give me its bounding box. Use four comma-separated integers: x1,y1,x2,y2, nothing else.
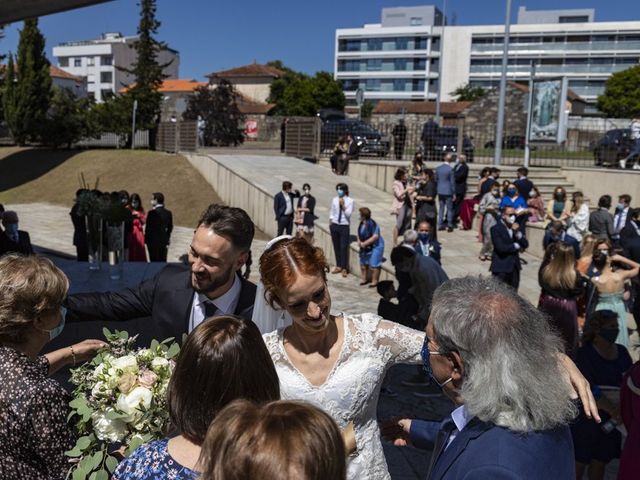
506,215,516,224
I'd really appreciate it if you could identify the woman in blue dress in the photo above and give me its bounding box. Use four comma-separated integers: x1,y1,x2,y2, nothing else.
112,316,280,480
357,207,385,288
500,182,530,232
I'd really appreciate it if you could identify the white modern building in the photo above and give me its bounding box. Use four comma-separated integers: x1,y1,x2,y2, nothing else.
336,6,640,113
52,32,179,102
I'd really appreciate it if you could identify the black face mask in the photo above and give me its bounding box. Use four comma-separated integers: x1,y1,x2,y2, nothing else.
599,327,619,344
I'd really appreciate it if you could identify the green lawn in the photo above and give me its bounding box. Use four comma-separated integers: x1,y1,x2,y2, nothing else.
0,147,223,227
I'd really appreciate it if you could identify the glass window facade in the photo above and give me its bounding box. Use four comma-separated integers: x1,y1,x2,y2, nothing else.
338,36,429,52
342,78,426,92
338,57,428,72
469,56,639,74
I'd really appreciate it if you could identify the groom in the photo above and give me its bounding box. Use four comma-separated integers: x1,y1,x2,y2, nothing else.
65,204,257,344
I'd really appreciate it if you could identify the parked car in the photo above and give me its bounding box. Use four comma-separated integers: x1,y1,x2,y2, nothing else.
431,127,475,162
484,135,527,150
592,128,633,167
321,119,390,157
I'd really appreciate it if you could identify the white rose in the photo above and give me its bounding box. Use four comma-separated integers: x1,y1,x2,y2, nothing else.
111,355,139,372
93,363,105,378
150,357,169,371
116,386,153,422
91,381,106,398
91,410,127,443
136,349,152,361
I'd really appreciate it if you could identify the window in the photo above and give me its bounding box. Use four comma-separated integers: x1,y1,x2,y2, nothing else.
100,71,113,83
415,36,428,49
87,73,95,84
100,55,113,66
410,17,423,26
74,58,82,67
559,16,589,23
59,57,69,67
87,57,95,66
100,89,114,100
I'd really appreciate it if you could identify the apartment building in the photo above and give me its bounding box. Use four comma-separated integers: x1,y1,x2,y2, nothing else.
52,32,179,102
336,6,640,113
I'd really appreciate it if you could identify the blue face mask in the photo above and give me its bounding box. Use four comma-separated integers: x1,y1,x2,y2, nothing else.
43,306,66,341
421,337,452,389
507,188,517,197
337,189,345,198
418,232,429,242
4,223,18,236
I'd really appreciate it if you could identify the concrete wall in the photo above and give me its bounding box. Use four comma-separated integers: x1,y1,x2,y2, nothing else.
561,167,640,205
185,154,395,280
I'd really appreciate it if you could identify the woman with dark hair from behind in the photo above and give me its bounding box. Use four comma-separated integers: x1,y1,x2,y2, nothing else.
538,242,587,357
295,183,316,244
591,245,639,348
200,400,346,480
127,193,147,262
571,309,633,480
112,316,280,480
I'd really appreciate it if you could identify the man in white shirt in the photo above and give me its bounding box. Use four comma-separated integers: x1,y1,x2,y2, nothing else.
620,118,640,169
329,182,354,277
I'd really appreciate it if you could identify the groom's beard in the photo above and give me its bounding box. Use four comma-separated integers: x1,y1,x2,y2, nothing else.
191,264,236,295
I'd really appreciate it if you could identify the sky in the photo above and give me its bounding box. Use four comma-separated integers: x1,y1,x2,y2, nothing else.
0,0,634,80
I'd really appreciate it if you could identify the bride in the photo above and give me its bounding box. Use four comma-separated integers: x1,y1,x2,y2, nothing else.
254,237,599,479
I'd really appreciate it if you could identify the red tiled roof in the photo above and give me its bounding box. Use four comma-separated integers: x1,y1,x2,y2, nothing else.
50,65,84,81
119,79,207,93
373,100,471,115
207,63,285,79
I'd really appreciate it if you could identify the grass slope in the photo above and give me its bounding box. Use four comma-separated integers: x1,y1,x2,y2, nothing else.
0,147,222,227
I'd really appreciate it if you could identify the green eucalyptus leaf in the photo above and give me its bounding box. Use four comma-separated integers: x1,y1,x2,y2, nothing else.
102,327,112,339
105,456,118,473
95,470,109,480
76,436,91,450
72,466,87,480
166,343,180,359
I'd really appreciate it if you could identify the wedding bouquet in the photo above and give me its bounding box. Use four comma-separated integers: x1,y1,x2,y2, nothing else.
65,329,179,480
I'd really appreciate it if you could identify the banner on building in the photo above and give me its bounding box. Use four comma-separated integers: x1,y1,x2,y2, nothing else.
244,119,258,139
528,77,568,144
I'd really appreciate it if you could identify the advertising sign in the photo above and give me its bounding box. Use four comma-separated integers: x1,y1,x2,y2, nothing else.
244,118,258,139
529,77,568,143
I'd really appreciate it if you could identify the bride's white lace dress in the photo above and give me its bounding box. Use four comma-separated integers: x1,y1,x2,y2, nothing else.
263,313,424,480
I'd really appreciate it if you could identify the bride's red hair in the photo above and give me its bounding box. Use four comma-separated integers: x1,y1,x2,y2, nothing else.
259,238,329,308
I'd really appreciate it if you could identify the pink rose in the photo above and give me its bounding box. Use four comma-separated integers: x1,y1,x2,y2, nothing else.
137,369,158,388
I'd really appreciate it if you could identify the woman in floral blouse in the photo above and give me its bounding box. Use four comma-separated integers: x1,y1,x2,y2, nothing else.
0,254,105,480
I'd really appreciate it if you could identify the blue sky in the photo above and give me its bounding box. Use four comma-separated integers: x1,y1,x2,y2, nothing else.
0,0,633,80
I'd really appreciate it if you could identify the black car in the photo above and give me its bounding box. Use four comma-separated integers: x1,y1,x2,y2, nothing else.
484,135,527,150
592,128,633,167
321,120,390,157
431,127,475,162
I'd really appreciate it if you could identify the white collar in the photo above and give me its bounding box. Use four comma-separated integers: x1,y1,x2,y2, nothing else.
451,405,471,433
194,273,241,314
154,204,164,209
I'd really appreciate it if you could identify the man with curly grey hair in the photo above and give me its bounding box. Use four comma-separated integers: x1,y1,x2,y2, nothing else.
393,276,578,479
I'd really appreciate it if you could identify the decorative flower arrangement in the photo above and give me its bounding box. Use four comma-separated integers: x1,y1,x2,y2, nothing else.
66,329,179,480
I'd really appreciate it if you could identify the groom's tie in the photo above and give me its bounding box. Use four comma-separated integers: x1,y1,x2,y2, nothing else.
204,301,218,319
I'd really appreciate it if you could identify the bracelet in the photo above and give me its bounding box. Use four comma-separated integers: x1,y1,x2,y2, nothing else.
70,345,76,366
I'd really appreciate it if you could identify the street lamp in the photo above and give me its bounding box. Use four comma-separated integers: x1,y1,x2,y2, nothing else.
493,0,513,166
435,0,447,124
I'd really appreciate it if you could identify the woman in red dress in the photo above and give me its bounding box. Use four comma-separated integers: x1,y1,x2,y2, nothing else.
128,193,147,262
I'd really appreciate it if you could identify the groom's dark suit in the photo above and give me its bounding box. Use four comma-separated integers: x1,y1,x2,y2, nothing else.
65,264,257,344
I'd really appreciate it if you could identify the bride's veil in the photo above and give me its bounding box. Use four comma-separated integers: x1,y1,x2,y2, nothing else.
251,235,294,334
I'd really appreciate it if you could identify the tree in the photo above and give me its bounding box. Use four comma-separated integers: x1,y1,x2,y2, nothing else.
450,83,486,102
121,0,170,134
41,87,95,148
360,100,375,119
597,65,640,118
2,19,51,145
266,62,345,116
183,81,245,146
